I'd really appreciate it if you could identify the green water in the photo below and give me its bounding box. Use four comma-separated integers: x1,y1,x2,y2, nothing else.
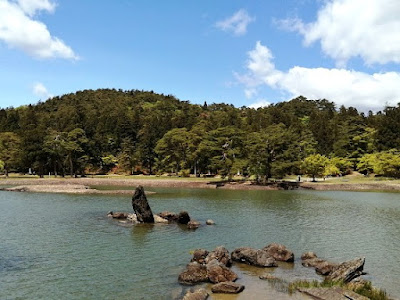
1,188,399,299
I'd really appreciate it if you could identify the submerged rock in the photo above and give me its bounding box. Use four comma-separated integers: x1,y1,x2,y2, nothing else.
131,186,154,223
211,282,244,294
262,243,294,262
259,273,280,280
182,288,209,300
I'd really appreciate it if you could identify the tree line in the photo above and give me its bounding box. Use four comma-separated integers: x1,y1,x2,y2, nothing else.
0,89,399,180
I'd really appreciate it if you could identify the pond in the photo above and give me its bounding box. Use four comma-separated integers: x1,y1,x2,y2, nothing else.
1,188,399,299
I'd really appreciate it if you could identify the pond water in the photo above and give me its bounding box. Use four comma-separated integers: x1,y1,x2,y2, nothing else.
1,188,399,299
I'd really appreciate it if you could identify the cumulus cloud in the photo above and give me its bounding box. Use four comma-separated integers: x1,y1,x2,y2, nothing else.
237,41,400,112
33,82,53,99
0,0,78,60
17,0,55,16
282,0,400,66
249,99,271,109
216,9,255,36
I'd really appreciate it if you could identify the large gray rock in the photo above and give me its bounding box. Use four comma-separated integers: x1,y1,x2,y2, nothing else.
206,259,238,283
231,247,277,267
182,288,209,300
211,282,245,294
205,246,231,267
131,186,154,223
262,243,294,262
327,257,365,283
178,262,208,284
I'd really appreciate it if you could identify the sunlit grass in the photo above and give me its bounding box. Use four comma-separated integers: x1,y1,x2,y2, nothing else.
289,279,389,300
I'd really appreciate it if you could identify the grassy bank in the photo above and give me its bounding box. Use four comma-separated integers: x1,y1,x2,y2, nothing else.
0,173,400,192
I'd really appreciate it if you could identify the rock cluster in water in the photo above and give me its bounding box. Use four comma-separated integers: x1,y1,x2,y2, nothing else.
178,246,244,296
107,186,214,230
178,244,370,299
301,252,365,283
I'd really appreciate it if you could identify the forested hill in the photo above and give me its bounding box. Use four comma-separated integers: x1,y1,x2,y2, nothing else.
0,88,399,179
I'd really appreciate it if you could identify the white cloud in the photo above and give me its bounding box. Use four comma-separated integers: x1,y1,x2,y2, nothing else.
33,82,53,99
249,99,271,109
0,0,78,60
237,41,400,112
283,0,400,66
216,9,255,36
17,0,55,16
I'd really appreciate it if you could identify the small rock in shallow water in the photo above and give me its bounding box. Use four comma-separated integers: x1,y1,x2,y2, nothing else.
205,246,231,267
187,220,200,230
259,273,280,280
178,262,208,284
191,249,209,264
153,214,169,223
206,219,215,225
211,282,244,294
206,259,238,283
182,288,209,300
301,251,318,260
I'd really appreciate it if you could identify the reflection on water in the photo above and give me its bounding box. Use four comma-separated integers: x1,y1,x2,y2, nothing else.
0,188,399,299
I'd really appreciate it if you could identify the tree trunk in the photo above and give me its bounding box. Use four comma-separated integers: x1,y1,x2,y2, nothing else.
69,154,74,178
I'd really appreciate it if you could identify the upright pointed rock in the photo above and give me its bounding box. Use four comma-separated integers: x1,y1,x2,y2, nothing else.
131,186,154,223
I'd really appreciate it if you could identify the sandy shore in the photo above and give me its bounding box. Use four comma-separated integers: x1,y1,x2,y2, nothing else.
0,176,399,193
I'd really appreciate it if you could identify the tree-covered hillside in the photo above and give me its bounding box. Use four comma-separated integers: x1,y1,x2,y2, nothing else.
0,89,399,179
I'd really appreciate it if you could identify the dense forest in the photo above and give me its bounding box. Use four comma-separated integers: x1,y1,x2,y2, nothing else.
0,89,399,180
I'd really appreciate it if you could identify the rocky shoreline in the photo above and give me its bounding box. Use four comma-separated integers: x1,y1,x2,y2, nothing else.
178,244,386,300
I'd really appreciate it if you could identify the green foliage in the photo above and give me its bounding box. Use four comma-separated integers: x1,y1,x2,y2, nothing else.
247,124,299,182
302,154,329,181
357,150,400,177
101,155,118,173
0,132,22,176
329,157,352,175
0,89,399,179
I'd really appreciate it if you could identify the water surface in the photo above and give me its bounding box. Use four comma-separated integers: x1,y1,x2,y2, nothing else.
1,188,399,299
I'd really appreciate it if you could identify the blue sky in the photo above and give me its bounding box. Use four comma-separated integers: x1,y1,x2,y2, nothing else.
0,0,399,111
